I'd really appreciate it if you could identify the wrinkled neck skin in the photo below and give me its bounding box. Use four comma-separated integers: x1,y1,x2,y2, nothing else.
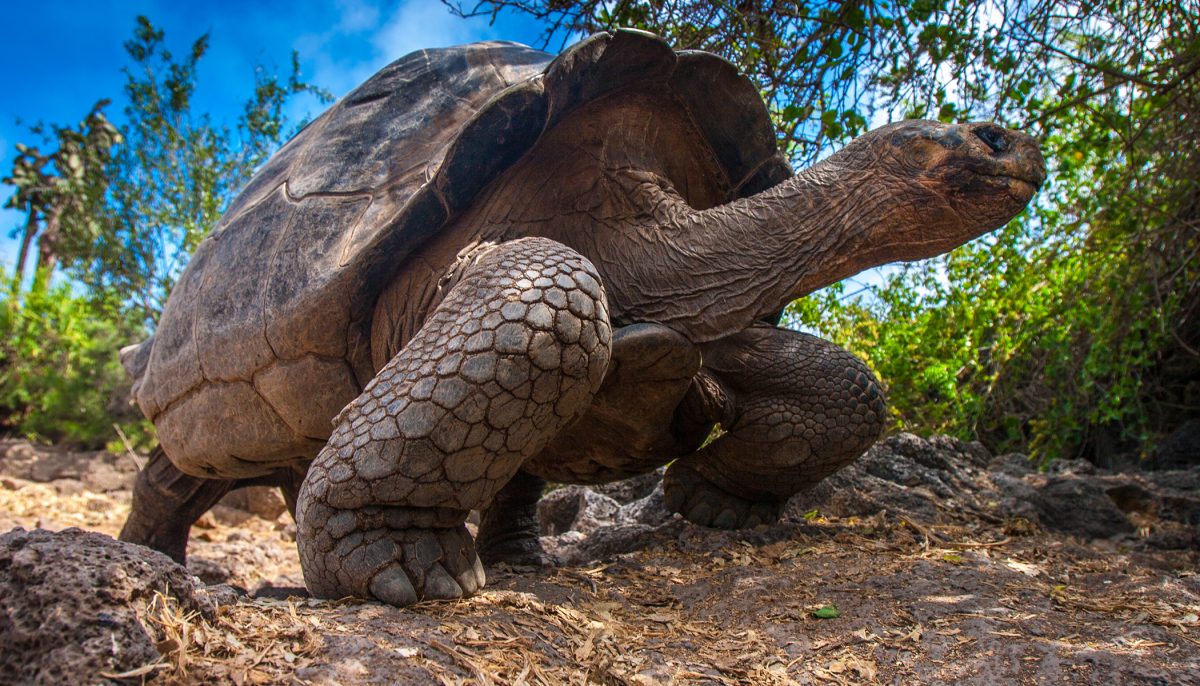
618,159,903,342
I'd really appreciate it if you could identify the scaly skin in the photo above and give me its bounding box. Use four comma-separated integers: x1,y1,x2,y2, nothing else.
119,447,305,563
120,112,1044,603
475,470,549,567
664,324,887,529
295,238,611,603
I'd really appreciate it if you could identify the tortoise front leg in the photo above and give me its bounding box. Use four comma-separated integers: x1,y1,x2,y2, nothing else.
296,238,611,606
477,323,702,567
664,324,886,528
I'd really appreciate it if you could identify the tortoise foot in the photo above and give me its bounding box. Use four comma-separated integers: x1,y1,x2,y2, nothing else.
663,461,782,529
476,470,553,568
476,532,554,568
366,526,485,604
297,502,485,606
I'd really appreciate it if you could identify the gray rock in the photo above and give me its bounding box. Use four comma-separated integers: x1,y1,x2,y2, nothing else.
539,481,679,564
788,432,1200,542
0,439,138,493
616,483,674,528
1150,419,1200,469
539,433,1200,562
537,486,621,536
591,470,663,504
1045,458,1097,476
787,433,990,522
1030,477,1135,537
989,452,1036,477
219,485,289,521
0,528,216,685
187,555,233,585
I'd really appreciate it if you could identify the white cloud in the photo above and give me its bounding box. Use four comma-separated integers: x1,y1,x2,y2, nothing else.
372,1,487,62
296,0,505,102
336,0,381,32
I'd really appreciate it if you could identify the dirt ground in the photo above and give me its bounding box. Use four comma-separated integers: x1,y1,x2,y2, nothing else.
1,438,1197,685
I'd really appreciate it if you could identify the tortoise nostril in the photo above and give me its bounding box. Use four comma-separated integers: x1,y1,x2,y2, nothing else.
974,124,1007,154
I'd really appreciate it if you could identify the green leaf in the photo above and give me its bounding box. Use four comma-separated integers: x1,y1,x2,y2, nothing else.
811,605,841,619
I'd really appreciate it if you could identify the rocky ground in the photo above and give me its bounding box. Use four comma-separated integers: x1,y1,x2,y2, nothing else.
0,434,1197,685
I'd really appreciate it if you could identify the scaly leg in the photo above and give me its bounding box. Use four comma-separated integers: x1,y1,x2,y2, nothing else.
476,323,701,566
664,324,886,528
475,469,548,566
120,448,306,562
296,238,611,605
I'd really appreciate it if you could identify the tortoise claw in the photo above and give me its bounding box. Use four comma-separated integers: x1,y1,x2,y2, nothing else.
664,461,783,530
298,500,486,607
369,564,418,606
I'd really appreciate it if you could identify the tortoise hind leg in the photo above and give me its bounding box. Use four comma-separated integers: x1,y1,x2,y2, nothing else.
120,449,309,563
664,324,886,529
119,447,235,563
296,237,611,606
475,469,549,566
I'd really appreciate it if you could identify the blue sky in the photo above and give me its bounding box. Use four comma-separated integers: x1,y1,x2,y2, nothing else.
0,2,897,301
0,0,551,270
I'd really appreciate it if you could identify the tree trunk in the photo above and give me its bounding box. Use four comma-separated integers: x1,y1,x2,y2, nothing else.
31,205,62,292
11,207,38,291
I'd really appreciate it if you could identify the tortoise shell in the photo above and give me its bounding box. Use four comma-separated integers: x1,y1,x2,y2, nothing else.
136,29,790,477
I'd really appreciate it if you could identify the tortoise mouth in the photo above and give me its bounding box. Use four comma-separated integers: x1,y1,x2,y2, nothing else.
949,167,1041,203
979,173,1041,202
962,154,1046,188
987,169,1045,190
961,167,1044,205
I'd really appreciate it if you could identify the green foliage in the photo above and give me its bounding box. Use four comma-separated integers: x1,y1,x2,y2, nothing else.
1,103,122,287
0,16,327,447
0,272,150,448
811,605,841,619
462,0,1200,462
790,0,1199,463
449,0,1056,163
70,16,331,325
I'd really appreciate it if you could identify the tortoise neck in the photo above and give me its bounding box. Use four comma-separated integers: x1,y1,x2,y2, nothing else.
606,160,889,342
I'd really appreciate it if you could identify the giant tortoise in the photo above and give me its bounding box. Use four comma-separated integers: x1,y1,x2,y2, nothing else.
119,30,1044,606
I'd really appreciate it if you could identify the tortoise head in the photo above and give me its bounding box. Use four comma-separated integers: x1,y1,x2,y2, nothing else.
829,119,1045,261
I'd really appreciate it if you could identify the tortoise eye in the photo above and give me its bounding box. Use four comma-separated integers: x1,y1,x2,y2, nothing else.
972,124,1008,154
903,138,944,169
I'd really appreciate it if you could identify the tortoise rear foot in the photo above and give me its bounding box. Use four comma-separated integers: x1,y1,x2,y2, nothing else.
663,461,783,529
664,325,886,531
297,501,484,604
476,470,553,567
476,534,554,568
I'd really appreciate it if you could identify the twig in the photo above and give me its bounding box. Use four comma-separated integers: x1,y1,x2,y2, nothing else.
947,537,1012,549
900,517,1009,549
112,423,145,471
431,640,495,685
98,662,168,679
899,517,944,550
